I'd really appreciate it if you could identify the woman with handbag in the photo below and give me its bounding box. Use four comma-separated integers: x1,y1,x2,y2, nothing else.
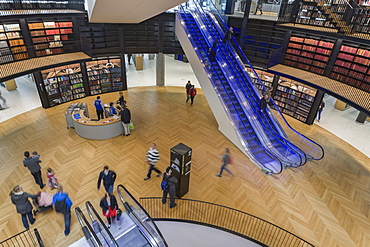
99,192,118,228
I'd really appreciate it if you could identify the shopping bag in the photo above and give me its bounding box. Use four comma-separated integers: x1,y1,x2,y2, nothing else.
129,121,135,129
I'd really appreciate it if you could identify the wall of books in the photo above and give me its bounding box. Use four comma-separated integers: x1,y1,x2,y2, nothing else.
86,58,123,95
0,23,28,64
284,35,335,75
273,77,317,124
330,44,370,93
28,21,73,57
42,63,85,107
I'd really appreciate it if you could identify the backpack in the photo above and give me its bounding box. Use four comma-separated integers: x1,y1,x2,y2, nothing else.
54,198,67,213
161,177,169,191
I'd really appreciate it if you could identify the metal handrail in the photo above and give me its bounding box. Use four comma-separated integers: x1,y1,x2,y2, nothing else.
140,197,315,247
117,185,168,247
75,207,103,247
85,201,119,247
0,229,38,246
34,229,44,247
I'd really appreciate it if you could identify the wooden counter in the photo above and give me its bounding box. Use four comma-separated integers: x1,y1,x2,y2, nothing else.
72,110,123,140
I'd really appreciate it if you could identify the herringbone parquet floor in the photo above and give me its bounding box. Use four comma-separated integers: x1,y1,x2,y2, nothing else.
0,87,369,247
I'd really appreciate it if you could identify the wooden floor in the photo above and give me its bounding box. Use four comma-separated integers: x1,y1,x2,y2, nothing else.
0,87,369,247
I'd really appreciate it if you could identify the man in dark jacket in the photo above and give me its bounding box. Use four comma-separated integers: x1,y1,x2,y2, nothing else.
162,167,178,209
23,151,45,189
120,105,131,136
185,81,192,103
97,166,117,193
222,27,234,46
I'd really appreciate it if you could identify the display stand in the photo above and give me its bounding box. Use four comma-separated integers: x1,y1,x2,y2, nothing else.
136,55,143,70
334,99,350,111
170,143,192,198
4,79,17,90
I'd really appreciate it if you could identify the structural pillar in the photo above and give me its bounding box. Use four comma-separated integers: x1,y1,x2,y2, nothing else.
156,52,165,87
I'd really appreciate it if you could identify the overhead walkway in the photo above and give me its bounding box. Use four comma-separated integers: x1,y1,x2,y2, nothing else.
175,0,324,174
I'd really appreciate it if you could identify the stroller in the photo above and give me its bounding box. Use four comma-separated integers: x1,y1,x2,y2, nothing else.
32,191,53,216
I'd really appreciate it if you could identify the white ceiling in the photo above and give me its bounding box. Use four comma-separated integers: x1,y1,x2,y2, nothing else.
86,0,186,23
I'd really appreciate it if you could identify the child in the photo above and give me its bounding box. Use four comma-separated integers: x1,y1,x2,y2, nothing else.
32,151,40,158
47,168,58,189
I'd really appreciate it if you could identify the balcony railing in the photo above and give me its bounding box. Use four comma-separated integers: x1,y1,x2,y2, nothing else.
140,197,314,247
0,228,44,247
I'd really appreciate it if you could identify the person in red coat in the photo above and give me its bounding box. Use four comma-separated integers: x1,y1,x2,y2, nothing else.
188,85,197,105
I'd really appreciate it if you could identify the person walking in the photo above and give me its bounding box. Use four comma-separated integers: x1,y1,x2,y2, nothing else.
222,27,234,46
162,167,178,209
120,105,131,136
216,148,234,177
53,185,73,236
253,0,263,15
317,100,325,122
99,192,119,228
97,166,117,193
0,90,6,109
188,85,197,105
10,185,39,230
144,143,161,180
94,96,104,120
23,151,45,189
185,81,192,103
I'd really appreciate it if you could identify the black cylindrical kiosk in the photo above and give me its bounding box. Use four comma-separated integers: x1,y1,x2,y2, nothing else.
170,143,192,198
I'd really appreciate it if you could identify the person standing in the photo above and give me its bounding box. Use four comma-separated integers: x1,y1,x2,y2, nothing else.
188,85,197,105
23,151,45,189
53,184,73,236
253,0,263,15
222,27,234,46
259,94,270,110
216,148,234,177
317,100,325,122
94,96,104,120
10,185,39,230
162,167,178,209
185,81,192,103
127,53,132,65
117,92,125,107
97,166,117,194
99,192,118,228
120,105,131,136
208,41,219,63
144,143,161,180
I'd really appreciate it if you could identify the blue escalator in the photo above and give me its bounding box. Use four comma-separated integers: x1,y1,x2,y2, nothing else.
178,11,283,173
177,1,324,174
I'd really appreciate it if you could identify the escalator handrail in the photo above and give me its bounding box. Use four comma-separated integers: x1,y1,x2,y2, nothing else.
178,8,284,174
75,207,103,247
203,0,324,160
189,3,306,167
85,201,119,247
34,229,44,247
117,184,168,247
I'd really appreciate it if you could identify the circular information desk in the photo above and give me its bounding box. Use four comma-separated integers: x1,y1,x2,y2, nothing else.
72,110,123,140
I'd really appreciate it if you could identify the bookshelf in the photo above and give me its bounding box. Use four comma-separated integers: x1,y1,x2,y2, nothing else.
0,23,28,64
86,58,123,95
284,35,335,75
42,63,85,106
273,77,317,124
246,68,274,91
330,44,370,93
28,21,74,57
296,4,335,28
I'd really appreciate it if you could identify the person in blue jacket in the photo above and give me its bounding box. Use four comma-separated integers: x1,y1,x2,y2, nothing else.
109,102,117,116
94,96,104,120
52,185,73,236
